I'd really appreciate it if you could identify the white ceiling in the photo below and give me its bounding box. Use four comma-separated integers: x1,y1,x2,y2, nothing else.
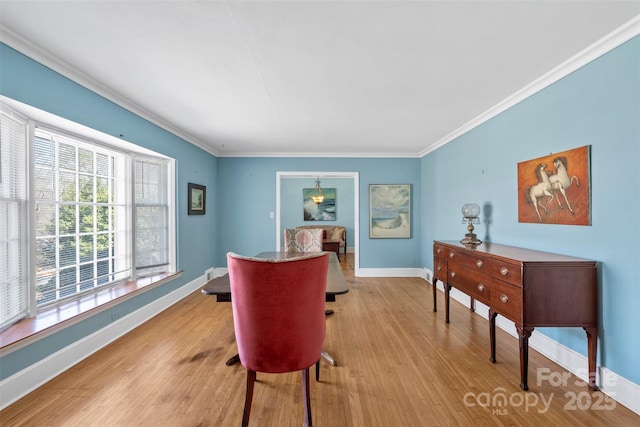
1,1,638,157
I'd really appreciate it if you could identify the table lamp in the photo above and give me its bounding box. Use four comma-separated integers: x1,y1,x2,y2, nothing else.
460,203,482,245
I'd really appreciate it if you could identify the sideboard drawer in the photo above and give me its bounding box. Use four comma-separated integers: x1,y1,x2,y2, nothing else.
433,244,448,282
489,260,523,287
434,257,448,282
448,266,491,305
491,280,522,323
450,250,490,273
434,244,448,259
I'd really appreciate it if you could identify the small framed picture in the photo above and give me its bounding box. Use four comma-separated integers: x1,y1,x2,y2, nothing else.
188,183,206,215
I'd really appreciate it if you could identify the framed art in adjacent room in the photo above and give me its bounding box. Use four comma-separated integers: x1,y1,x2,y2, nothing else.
188,182,206,215
303,187,336,221
369,184,411,238
517,145,591,225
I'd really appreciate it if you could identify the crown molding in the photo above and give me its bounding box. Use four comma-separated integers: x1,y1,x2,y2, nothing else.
0,27,220,157
0,28,415,159
2,15,638,160
419,15,640,158
216,151,421,158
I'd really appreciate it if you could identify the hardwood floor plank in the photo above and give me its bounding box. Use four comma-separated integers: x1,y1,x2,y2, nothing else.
1,254,637,426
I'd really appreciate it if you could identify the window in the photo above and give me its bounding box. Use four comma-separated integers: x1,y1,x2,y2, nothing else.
1,99,175,329
134,156,171,277
1,108,30,328
33,127,131,305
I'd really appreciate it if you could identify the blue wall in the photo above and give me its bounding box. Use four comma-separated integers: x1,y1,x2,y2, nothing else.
421,36,640,385
216,157,421,268
281,177,355,246
0,44,219,379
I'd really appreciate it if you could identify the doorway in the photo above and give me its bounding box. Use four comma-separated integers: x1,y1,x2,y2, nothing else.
276,171,359,273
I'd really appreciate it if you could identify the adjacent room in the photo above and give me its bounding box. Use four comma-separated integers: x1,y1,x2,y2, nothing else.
1,1,639,425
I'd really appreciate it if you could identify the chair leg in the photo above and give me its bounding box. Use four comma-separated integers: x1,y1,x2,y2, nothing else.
315,360,320,382
302,368,312,427
242,370,256,427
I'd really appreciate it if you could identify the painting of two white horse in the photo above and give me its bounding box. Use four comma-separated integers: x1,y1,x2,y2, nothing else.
518,145,591,225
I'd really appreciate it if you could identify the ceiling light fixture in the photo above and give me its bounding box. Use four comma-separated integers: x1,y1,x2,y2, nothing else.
310,177,325,204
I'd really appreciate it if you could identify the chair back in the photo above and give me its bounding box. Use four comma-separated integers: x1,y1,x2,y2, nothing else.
227,252,329,373
283,228,324,252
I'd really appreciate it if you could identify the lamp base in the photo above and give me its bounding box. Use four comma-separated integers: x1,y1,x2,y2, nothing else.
460,232,482,245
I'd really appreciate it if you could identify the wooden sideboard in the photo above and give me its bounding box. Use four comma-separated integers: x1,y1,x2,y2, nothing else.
433,240,598,391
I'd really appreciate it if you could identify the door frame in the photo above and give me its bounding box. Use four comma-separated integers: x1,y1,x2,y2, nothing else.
276,171,359,273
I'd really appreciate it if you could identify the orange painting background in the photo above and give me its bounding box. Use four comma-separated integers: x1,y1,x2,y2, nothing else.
517,145,591,225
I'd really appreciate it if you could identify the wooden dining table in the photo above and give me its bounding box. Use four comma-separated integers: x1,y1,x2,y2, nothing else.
201,251,349,366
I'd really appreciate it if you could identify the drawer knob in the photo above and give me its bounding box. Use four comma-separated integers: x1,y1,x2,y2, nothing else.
437,248,441,254
449,253,455,259
437,266,441,272
476,260,483,268
450,271,456,278
500,294,509,304
500,267,509,276
477,283,485,292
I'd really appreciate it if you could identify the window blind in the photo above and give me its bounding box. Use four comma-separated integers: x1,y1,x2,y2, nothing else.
0,108,30,329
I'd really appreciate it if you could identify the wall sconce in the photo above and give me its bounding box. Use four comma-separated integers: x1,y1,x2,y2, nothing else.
460,203,482,245
310,177,325,204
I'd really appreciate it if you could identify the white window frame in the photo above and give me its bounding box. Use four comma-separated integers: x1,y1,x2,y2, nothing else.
132,154,176,278
1,96,176,327
0,106,33,326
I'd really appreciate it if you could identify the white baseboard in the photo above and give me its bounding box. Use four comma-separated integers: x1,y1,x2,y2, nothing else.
0,274,206,410
214,267,228,277
599,366,640,415
427,269,640,416
357,267,423,277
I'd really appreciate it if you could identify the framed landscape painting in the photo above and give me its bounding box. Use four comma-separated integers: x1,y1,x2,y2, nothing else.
303,187,336,221
517,145,591,225
188,183,206,215
369,184,411,238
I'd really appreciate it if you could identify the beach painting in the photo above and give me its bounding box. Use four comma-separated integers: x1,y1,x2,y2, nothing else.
369,184,411,238
303,187,336,221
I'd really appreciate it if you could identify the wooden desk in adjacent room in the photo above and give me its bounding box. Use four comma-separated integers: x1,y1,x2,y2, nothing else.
433,240,598,391
322,240,341,258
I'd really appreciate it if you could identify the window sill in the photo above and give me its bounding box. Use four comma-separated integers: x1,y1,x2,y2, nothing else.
0,271,184,354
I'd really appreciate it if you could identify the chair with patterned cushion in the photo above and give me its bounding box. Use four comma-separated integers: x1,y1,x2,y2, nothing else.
285,229,337,318
227,251,329,427
283,228,324,253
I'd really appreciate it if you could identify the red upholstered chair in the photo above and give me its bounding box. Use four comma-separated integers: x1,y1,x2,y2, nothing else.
227,251,329,427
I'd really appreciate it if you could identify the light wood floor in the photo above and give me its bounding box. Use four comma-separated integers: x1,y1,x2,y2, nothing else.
2,254,638,426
